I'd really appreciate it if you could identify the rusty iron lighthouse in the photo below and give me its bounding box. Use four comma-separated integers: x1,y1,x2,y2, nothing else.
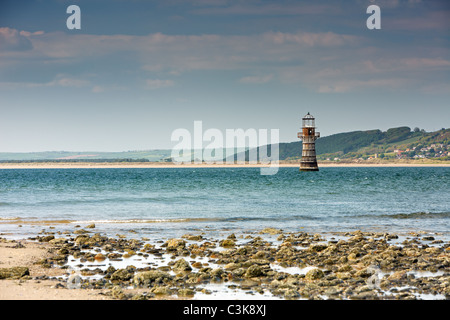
298,112,320,171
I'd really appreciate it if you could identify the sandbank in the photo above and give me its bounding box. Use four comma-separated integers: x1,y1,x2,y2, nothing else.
0,161,448,169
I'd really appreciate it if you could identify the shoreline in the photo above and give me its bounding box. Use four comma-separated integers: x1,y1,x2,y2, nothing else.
1,227,448,300
0,161,449,169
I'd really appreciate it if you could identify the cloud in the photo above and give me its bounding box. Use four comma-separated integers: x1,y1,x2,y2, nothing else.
264,31,359,47
0,74,89,90
419,83,450,94
91,86,105,93
0,27,33,51
49,76,89,87
146,79,175,89
386,10,450,31
189,2,341,16
1,26,448,95
239,74,273,84
316,78,410,93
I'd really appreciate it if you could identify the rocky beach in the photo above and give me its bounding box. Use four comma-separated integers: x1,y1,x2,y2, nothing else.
1,226,448,300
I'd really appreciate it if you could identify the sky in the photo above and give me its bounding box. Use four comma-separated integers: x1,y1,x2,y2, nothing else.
0,0,449,152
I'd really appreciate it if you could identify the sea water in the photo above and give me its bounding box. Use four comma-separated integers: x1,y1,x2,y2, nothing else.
0,167,449,240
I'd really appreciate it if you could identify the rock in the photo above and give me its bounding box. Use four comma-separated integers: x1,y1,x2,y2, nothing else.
385,234,399,240
94,253,106,261
425,247,441,254
224,262,241,271
111,286,127,300
86,223,96,229
182,234,203,241
252,251,269,259
338,265,353,272
210,268,225,280
259,228,283,235
74,235,90,247
284,289,300,299
356,268,375,278
150,286,171,295
131,294,150,300
0,267,30,279
192,261,203,269
107,252,122,260
244,259,270,267
336,272,352,280
74,229,89,234
38,235,55,242
350,291,379,300
245,265,265,278
49,238,68,245
122,250,135,258
172,258,192,272
110,268,134,281
347,253,358,261
325,287,343,297
305,268,324,280
178,288,195,297
134,270,172,286
219,239,235,248
309,243,328,252
388,271,407,281
165,238,186,251
313,233,323,241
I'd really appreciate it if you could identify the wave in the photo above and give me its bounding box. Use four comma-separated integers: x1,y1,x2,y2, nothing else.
1,214,322,226
0,218,74,225
383,212,450,219
352,212,450,220
3,212,446,227
17,195,210,207
71,218,215,224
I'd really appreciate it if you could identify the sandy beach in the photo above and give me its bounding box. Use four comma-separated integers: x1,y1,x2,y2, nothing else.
1,227,448,300
0,240,110,300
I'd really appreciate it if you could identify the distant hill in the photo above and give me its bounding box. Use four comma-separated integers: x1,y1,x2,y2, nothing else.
0,150,173,162
237,126,450,161
283,126,450,161
1,127,448,162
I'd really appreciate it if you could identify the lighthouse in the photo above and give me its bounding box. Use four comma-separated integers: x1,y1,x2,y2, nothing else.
298,112,320,171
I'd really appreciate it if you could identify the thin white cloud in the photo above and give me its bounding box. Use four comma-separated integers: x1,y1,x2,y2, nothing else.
189,2,341,15
316,78,411,93
146,79,175,89
0,74,89,89
239,74,273,84
263,31,359,47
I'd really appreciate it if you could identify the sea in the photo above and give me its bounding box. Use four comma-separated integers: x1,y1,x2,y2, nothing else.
0,167,449,241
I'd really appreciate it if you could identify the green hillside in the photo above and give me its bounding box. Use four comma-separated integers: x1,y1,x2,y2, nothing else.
287,127,450,161
237,127,449,162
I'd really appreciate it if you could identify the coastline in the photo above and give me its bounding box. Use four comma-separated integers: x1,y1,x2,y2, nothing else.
0,161,449,169
1,227,448,300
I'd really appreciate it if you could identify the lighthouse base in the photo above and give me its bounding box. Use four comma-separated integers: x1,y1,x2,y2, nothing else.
299,167,319,172
299,161,319,171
